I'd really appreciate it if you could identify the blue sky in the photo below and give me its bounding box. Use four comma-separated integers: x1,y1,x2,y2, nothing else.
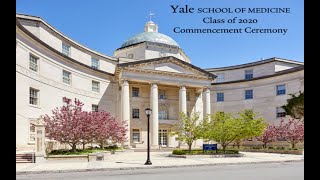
16,0,303,68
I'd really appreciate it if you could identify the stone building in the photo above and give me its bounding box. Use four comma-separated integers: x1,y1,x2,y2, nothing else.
16,14,304,150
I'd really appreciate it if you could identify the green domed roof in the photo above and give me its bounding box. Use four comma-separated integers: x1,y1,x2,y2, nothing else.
121,32,180,48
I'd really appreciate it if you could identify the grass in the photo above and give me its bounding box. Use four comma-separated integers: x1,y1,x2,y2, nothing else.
172,149,239,155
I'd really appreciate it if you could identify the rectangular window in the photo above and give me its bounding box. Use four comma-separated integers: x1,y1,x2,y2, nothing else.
159,89,166,99
29,88,39,105
29,122,35,142
29,54,38,72
63,70,71,85
245,69,253,80
62,43,70,56
92,104,99,112
92,81,100,92
132,129,140,143
245,90,253,99
91,57,99,69
186,92,191,101
216,73,225,83
132,87,139,97
276,84,286,95
132,108,140,119
217,93,224,102
159,110,168,120
276,107,286,118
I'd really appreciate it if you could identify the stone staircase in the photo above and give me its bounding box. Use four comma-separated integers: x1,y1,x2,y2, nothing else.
133,147,176,152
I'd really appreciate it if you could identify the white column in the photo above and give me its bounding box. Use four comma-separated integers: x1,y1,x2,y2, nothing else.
179,85,187,113
204,87,211,116
121,80,131,147
150,82,158,146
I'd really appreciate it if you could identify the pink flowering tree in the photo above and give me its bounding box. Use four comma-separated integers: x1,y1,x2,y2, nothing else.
93,111,127,149
278,119,304,148
42,98,86,152
79,111,95,150
256,124,279,148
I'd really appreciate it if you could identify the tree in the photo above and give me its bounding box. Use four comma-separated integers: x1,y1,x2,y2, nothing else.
171,112,203,152
233,110,266,148
282,91,304,120
278,119,304,148
256,124,278,148
43,98,127,151
204,112,242,153
93,111,127,149
43,98,86,152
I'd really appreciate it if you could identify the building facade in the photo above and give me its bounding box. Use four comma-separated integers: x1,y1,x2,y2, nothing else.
16,14,304,150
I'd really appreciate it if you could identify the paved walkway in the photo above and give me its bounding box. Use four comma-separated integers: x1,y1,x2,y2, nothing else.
16,151,303,174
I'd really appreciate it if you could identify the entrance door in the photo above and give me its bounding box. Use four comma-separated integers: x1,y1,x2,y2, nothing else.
158,129,168,146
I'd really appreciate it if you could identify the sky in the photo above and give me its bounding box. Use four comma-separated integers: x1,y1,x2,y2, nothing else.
16,0,304,69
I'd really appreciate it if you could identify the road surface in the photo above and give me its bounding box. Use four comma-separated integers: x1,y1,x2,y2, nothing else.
16,161,303,180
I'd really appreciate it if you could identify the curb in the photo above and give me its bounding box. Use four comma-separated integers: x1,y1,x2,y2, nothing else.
16,159,303,175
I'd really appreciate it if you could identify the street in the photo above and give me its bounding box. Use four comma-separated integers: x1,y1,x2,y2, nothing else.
17,161,303,180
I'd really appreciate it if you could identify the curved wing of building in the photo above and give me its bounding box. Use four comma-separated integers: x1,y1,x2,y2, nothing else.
16,13,304,151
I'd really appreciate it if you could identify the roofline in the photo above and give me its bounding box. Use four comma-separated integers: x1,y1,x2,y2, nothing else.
118,56,217,79
115,41,180,51
211,65,304,85
205,57,304,72
16,13,117,62
16,18,115,77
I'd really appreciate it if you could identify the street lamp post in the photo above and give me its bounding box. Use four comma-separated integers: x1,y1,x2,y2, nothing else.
144,108,152,165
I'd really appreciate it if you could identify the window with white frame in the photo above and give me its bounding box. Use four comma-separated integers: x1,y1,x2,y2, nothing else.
216,73,225,83
245,89,253,99
217,92,224,102
62,43,70,56
29,88,39,105
29,54,39,72
186,91,191,101
62,70,71,85
158,110,168,120
132,108,140,119
92,81,100,92
276,84,286,95
245,69,253,80
132,129,140,143
132,87,139,97
91,57,99,69
159,89,166,99
276,107,286,118
92,104,99,112
29,122,35,143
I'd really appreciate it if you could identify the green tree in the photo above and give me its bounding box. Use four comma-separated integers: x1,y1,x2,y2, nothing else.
203,112,242,153
282,91,304,120
233,110,267,148
171,112,203,152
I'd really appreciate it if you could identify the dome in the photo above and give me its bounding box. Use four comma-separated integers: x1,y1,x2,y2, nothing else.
120,32,180,48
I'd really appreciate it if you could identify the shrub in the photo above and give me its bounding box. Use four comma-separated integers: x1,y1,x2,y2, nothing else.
268,146,274,149
172,149,187,155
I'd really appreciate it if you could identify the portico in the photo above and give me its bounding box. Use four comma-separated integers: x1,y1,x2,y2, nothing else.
117,56,215,148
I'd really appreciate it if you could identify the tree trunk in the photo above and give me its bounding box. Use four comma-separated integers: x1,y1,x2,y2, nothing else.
100,141,104,149
71,143,77,152
222,145,226,153
82,143,86,150
292,143,295,149
188,142,192,153
263,143,267,149
237,143,240,149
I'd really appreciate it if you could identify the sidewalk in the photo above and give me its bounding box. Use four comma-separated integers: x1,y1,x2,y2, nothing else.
16,151,304,174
